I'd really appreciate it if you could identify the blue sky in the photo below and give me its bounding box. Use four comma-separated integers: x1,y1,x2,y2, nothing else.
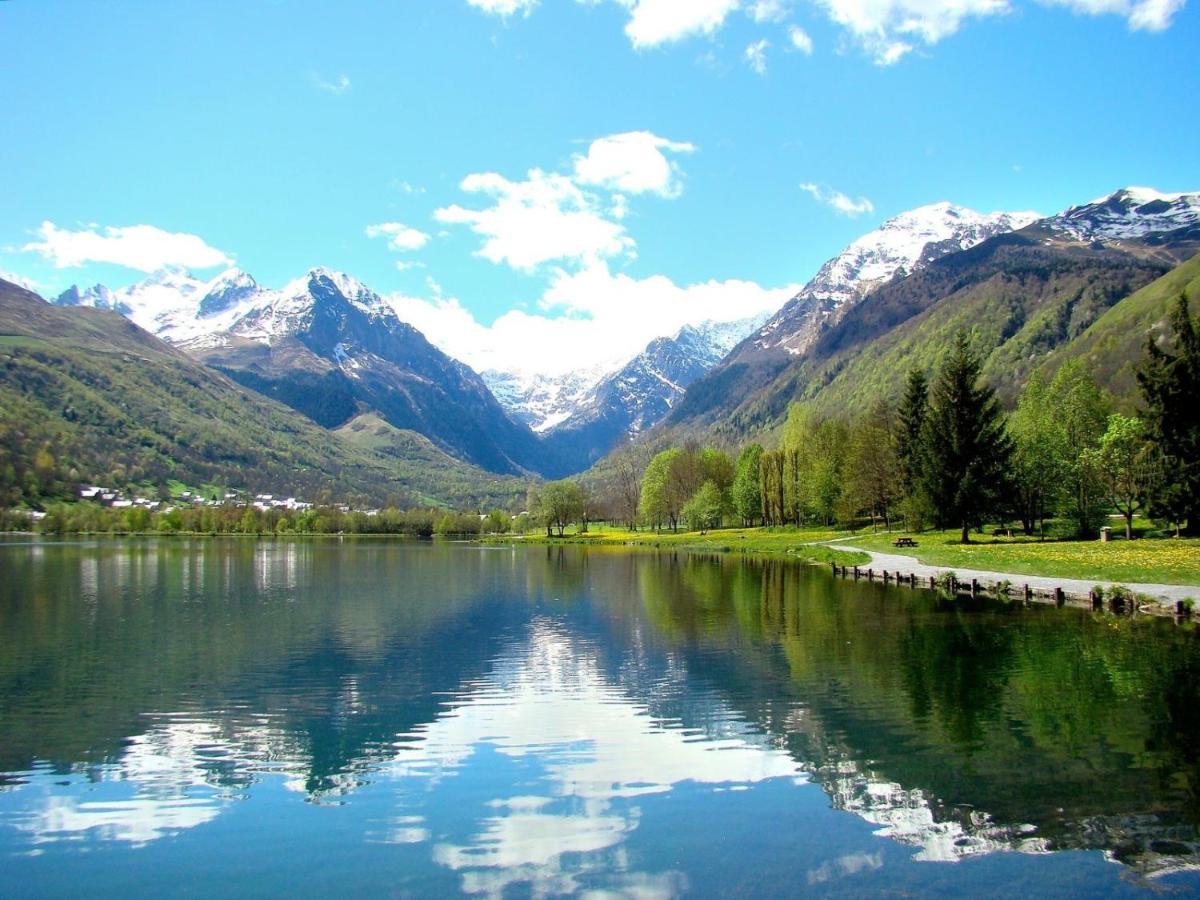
1,0,1197,373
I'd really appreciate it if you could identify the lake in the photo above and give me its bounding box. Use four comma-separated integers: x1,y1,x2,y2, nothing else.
0,538,1198,897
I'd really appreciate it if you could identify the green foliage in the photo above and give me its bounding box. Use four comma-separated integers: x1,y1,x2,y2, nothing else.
846,399,900,531
921,332,1014,543
1138,292,1200,534
435,511,483,535
760,404,848,527
1008,372,1069,536
895,368,933,530
681,480,724,534
638,443,732,532
538,480,589,537
1082,414,1151,540
640,448,682,531
732,444,764,526
20,501,448,537
1047,361,1111,537
0,288,525,511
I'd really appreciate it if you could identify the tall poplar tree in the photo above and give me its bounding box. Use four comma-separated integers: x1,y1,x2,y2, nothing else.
732,444,764,526
921,333,1014,543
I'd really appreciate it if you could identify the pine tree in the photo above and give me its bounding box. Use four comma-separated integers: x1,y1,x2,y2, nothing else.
895,367,930,530
921,333,1014,543
1138,293,1200,535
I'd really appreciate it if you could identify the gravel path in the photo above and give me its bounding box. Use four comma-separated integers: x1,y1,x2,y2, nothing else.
832,544,1200,606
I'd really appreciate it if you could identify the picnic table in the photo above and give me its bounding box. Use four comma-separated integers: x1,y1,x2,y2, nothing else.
893,537,918,548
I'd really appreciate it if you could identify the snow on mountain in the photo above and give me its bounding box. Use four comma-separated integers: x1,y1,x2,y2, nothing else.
754,203,1041,356
1038,187,1200,244
484,313,771,439
586,314,772,435
537,312,772,465
482,365,616,433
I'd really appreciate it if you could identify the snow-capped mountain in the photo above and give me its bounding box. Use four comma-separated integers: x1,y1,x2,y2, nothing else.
1034,187,1200,244
482,365,616,433
754,203,1041,357
541,313,770,465
54,267,557,476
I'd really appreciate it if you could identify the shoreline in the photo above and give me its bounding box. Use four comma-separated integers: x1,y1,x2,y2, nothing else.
6,530,1198,608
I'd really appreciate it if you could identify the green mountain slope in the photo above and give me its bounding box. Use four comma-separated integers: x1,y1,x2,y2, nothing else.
665,238,1186,443
0,279,524,509
1037,252,1200,406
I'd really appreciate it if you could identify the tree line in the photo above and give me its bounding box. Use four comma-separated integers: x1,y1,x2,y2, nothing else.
614,294,1199,541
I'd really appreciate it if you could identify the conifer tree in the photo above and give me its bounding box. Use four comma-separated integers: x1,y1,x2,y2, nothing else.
921,333,1014,543
1138,293,1200,535
895,367,930,529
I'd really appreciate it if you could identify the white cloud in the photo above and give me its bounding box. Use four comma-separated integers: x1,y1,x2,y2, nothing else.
788,25,814,53
388,261,796,376
1039,0,1183,29
799,183,875,217
0,268,40,291
572,131,696,197
310,72,351,94
434,169,634,271
22,222,233,272
748,0,790,21
390,179,426,195
466,0,538,15
744,38,771,73
617,0,742,47
365,221,432,252
812,0,1009,63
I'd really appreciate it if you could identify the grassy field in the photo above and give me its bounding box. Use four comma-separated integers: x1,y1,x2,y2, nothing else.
482,524,869,566
480,521,1200,586
844,529,1200,586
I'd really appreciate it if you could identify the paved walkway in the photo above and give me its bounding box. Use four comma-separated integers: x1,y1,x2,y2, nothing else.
830,543,1200,606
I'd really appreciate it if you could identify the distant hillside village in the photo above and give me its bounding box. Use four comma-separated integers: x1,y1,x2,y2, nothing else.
76,485,322,513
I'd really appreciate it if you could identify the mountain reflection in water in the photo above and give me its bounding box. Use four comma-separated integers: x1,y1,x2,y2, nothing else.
0,539,1198,897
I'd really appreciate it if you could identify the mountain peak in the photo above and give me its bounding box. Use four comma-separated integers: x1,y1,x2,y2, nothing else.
749,201,1040,358
1043,187,1200,244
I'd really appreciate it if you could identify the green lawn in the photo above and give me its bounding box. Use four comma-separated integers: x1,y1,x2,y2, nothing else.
844,529,1200,586
482,524,869,566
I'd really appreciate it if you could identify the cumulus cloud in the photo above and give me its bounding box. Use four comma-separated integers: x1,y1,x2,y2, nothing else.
788,25,814,53
799,183,875,217
435,169,635,271
466,0,538,15
617,0,742,47
365,222,432,252
387,262,797,375
748,0,791,21
310,72,351,94
744,39,771,73
0,268,40,291
812,0,1008,63
572,131,696,197
1039,0,1183,29
22,222,233,272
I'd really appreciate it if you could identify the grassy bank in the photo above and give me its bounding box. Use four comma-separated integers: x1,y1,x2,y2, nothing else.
844,530,1200,585
481,524,870,566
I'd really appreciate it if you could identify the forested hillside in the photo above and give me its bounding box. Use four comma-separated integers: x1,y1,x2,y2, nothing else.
0,279,524,509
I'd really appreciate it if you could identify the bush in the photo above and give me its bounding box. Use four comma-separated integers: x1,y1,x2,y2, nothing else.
934,571,959,594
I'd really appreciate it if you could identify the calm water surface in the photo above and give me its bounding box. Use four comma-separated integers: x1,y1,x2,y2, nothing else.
1,538,1199,897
